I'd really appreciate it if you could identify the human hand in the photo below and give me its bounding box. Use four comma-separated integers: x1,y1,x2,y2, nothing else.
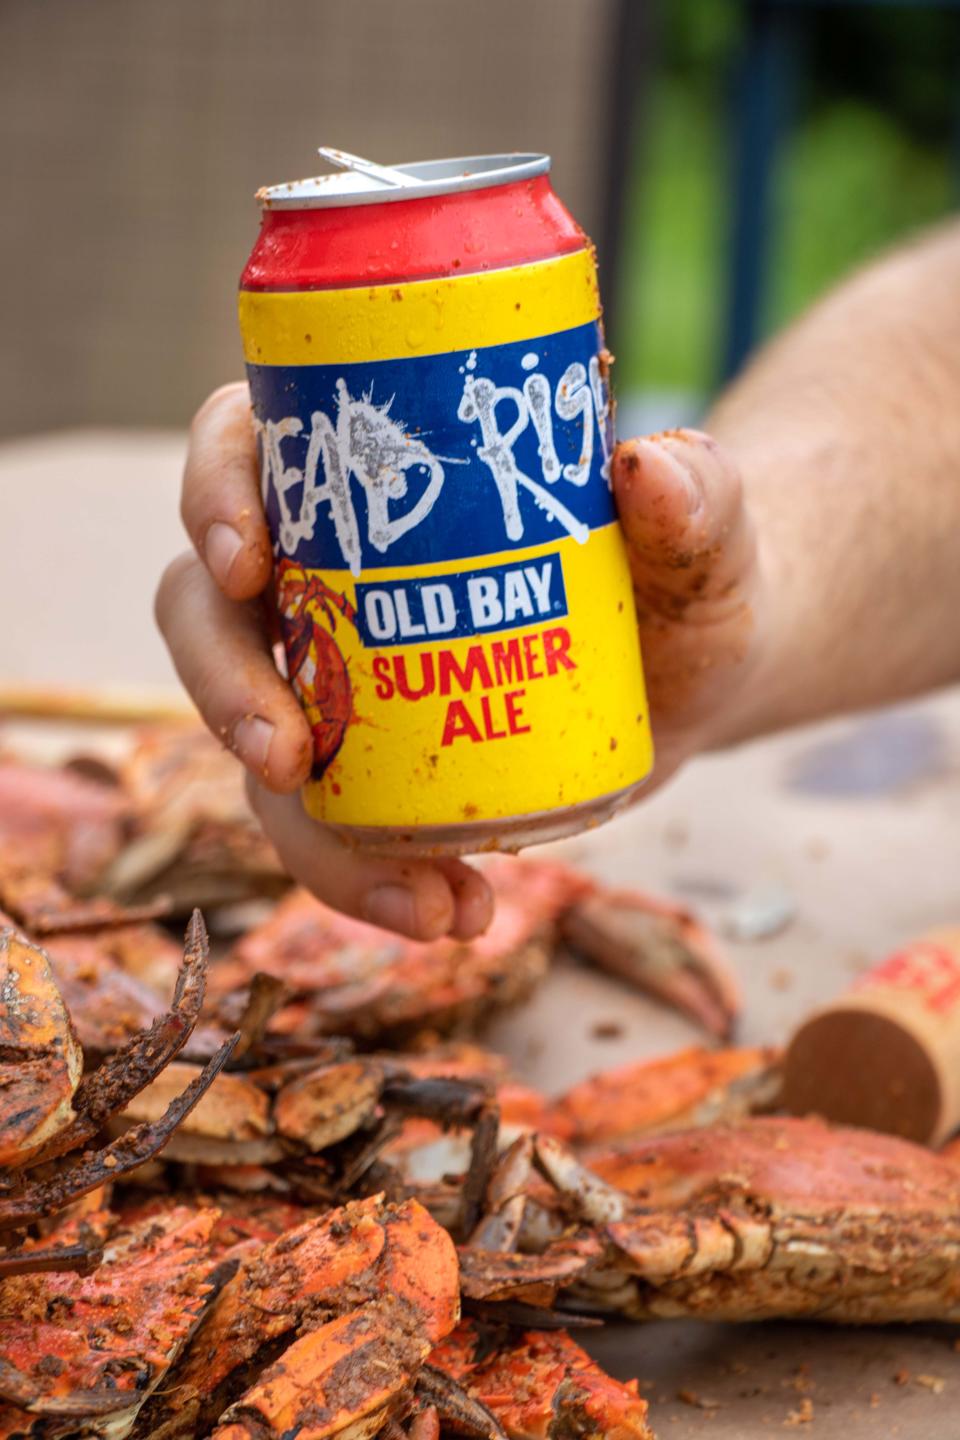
155,383,495,943
157,390,759,941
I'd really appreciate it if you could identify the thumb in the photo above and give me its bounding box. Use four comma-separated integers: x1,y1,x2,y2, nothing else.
612,428,759,744
612,429,754,622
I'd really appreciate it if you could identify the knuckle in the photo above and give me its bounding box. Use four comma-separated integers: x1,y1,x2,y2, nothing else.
189,381,249,440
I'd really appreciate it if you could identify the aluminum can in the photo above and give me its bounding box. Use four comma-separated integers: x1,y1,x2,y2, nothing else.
238,152,653,855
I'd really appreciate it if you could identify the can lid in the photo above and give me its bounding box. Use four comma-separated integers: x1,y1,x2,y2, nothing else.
257,152,551,210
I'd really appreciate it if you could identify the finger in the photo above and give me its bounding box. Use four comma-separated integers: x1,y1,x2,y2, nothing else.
181,383,273,601
247,781,494,942
612,428,756,622
155,552,312,792
436,858,495,939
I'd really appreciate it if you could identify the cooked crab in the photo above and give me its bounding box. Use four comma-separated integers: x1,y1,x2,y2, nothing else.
108,1049,499,1232
215,856,738,1047
426,1320,654,1440
0,1206,221,1437
136,1193,460,1440
0,761,164,935
548,1044,781,1148
529,1116,960,1323
102,726,286,911
0,918,235,1273
372,1045,780,1216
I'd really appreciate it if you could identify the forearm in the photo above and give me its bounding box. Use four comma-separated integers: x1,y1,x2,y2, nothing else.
707,220,960,745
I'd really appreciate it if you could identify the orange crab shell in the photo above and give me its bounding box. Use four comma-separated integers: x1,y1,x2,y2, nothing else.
213,1300,428,1440
430,1322,654,1440
0,1207,218,1438
552,1044,781,1148
172,1195,459,1417
534,1116,960,1323
0,761,127,895
0,929,83,1167
588,1114,960,1212
215,856,588,1040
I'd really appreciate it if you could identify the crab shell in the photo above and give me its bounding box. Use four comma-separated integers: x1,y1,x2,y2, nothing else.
214,854,738,1047
0,930,83,1167
211,860,568,1043
146,1194,460,1440
0,1207,219,1440
429,1321,654,1440
538,1116,960,1323
547,1045,781,1147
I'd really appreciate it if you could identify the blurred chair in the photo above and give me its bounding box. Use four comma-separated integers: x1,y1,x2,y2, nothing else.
723,0,960,383
0,0,642,438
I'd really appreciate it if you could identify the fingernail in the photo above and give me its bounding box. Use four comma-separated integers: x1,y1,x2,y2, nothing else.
232,715,275,774
205,522,244,587
363,884,418,936
657,440,704,514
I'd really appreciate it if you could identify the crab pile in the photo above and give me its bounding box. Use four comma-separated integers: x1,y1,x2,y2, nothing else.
2,726,960,1440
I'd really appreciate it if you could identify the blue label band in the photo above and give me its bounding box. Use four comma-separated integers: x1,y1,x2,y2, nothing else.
247,321,614,574
354,552,568,648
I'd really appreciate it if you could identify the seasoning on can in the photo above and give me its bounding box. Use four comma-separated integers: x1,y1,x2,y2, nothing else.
238,151,653,856
783,928,960,1145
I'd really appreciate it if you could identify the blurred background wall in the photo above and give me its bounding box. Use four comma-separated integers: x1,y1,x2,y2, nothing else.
1,0,959,440
0,0,626,436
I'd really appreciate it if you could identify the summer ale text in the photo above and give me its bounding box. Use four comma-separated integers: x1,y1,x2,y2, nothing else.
371,624,576,746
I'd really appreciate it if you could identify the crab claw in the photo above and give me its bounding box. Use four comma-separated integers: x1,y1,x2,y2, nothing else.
560,891,740,1040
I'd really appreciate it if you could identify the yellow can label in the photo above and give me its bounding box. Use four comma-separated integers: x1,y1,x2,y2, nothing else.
240,249,653,829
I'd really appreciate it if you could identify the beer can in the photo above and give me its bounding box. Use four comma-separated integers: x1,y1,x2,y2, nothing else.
238,152,653,855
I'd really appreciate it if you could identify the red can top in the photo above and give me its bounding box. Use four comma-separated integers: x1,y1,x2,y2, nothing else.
240,153,587,292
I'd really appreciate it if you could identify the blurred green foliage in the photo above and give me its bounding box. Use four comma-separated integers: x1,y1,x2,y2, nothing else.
616,1,957,395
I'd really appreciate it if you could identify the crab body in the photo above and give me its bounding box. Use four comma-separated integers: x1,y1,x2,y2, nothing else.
535,1117,960,1324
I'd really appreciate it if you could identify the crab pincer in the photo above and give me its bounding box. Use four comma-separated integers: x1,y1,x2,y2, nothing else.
560,888,740,1041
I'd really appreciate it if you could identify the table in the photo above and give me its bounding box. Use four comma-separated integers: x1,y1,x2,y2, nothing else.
3,431,959,1437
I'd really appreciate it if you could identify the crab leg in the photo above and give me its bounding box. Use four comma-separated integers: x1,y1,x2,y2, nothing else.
415,1364,507,1440
0,1033,238,1230
0,1242,102,1279
561,891,740,1040
458,1232,604,1308
468,1134,535,1253
0,1360,135,1417
460,1103,501,1240
27,910,212,1166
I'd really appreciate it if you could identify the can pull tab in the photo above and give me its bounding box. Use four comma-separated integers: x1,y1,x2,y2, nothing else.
317,147,419,189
